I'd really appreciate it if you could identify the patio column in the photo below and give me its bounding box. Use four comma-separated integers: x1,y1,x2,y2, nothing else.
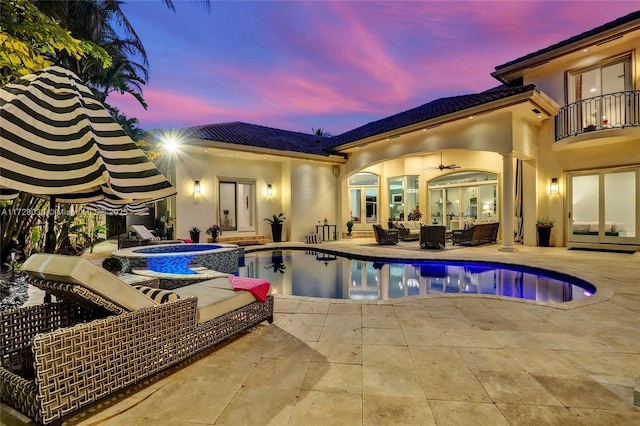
499,153,516,252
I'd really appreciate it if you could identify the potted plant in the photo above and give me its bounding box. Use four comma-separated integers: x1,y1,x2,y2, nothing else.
189,226,200,243
102,256,123,275
206,224,221,242
536,218,554,247
264,213,286,242
346,220,354,236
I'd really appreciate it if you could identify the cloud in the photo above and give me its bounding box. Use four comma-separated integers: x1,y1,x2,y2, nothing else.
111,1,640,135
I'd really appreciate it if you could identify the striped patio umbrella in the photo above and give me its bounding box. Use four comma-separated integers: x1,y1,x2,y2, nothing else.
83,199,150,216
0,66,175,251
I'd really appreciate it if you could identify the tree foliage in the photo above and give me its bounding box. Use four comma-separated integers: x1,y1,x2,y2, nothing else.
0,0,111,85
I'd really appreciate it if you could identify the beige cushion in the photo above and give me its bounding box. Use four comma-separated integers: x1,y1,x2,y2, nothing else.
172,278,257,323
130,224,160,241
23,254,157,311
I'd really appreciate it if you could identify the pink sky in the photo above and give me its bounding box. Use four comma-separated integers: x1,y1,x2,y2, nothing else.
109,1,640,135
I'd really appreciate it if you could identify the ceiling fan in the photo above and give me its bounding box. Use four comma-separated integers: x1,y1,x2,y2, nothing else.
426,152,461,171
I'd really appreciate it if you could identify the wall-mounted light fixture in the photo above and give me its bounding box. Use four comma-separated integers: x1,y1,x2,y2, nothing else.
550,177,559,194
194,180,201,194
266,184,274,197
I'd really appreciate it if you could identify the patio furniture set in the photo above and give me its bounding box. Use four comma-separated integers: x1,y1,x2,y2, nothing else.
0,253,273,425
374,222,500,249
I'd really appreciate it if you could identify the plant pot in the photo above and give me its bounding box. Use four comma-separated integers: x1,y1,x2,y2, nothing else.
209,231,218,242
271,223,283,243
347,226,353,236
189,231,200,243
537,226,551,247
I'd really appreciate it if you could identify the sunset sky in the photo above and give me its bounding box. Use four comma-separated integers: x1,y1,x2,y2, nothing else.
108,1,640,135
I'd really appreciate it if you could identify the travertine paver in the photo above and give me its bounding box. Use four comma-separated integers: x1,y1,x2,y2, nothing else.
2,240,640,425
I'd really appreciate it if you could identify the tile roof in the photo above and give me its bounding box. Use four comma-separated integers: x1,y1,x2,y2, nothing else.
493,10,640,73
323,84,536,149
178,85,536,155
184,121,329,156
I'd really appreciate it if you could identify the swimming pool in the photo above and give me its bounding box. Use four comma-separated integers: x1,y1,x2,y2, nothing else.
239,249,595,302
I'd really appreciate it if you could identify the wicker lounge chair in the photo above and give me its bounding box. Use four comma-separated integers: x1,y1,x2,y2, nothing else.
0,254,273,425
126,224,185,246
373,224,399,245
451,222,500,246
420,225,447,249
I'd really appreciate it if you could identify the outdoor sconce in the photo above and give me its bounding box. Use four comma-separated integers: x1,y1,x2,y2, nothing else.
550,178,559,194
266,184,274,197
194,180,201,194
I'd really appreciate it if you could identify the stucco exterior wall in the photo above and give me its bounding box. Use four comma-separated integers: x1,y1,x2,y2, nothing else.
289,162,340,241
522,35,640,104
173,148,283,240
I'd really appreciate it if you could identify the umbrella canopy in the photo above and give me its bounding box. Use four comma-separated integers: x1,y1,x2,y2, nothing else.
0,66,175,250
83,199,150,216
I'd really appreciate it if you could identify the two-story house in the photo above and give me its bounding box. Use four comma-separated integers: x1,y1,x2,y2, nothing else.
163,10,639,251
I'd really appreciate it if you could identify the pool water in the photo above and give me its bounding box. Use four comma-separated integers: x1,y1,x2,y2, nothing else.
239,249,595,302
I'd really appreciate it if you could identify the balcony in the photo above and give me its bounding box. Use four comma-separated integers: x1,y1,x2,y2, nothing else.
555,90,640,141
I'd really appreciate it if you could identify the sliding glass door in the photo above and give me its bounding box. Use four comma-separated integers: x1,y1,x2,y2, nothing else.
219,180,255,232
428,172,498,230
568,167,638,245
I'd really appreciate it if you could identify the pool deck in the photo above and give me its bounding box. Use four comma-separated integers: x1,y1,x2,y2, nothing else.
3,239,640,425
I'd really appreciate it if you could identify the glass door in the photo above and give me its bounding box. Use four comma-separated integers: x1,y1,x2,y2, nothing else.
388,175,420,222
568,56,631,131
365,188,378,224
429,189,443,225
446,187,461,230
348,173,379,225
349,189,362,224
219,180,255,232
568,168,638,245
428,172,498,232
236,182,255,231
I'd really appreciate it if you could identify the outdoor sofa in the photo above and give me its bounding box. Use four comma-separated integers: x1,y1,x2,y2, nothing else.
451,222,500,246
0,254,273,425
389,220,423,241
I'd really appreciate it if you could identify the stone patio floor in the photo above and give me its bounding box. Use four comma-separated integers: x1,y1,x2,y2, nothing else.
2,239,639,425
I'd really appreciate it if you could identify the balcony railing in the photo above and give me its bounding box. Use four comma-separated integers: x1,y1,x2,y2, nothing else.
555,90,640,141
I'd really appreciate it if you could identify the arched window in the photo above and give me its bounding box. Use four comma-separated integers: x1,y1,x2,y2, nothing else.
428,171,498,230
348,173,379,224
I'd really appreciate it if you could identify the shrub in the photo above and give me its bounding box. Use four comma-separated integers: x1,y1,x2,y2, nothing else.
102,257,123,274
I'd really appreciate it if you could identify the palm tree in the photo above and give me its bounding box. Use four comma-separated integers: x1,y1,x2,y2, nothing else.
32,0,211,109
312,127,332,144
32,0,149,106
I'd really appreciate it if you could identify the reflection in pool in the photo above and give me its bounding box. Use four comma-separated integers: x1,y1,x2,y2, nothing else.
239,249,595,302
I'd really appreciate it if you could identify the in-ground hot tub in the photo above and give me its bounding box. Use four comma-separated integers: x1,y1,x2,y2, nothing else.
113,243,242,275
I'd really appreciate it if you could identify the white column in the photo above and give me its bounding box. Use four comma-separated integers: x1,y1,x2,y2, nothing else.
499,153,516,252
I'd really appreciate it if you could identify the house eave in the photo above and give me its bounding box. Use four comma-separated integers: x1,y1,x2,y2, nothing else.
492,20,640,84
186,139,347,163
330,89,555,153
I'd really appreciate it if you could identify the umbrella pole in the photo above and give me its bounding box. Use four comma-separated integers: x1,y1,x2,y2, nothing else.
45,196,57,253
43,196,57,304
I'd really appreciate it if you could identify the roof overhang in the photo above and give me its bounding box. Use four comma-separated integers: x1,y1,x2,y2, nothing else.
492,18,640,84
331,88,559,153
183,139,347,164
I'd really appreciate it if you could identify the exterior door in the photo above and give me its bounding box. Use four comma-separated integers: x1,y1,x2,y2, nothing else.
348,173,379,225
219,180,255,232
568,168,638,245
